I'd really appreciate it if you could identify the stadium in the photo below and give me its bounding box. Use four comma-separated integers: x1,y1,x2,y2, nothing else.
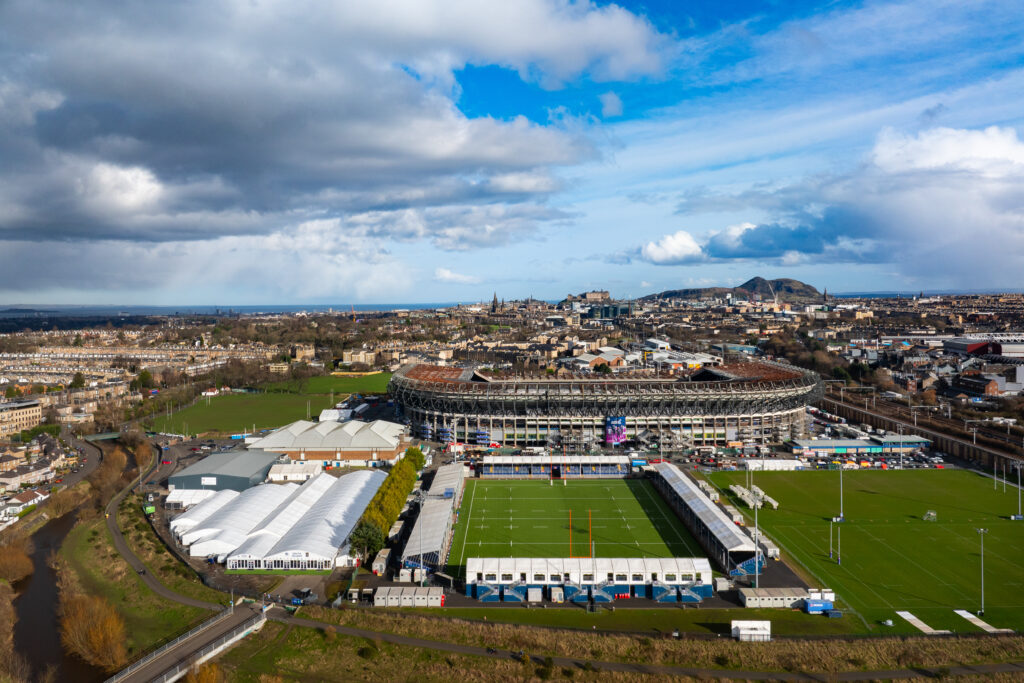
389,361,823,448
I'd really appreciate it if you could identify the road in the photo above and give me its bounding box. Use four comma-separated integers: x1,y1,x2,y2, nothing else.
97,437,1023,681
111,605,262,683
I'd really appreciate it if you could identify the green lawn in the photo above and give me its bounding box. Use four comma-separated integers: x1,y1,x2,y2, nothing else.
706,469,1024,633
447,479,703,577
263,372,392,395
151,392,337,435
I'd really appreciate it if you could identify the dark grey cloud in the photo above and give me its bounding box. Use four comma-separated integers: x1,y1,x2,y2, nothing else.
0,0,669,251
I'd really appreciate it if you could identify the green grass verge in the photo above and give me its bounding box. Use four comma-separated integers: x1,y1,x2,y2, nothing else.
263,373,392,395
706,468,1024,634
447,479,704,577
61,517,211,658
118,493,228,604
411,605,861,635
151,392,337,434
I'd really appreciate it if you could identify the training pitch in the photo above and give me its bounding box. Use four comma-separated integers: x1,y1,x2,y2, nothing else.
707,468,1024,633
447,478,703,577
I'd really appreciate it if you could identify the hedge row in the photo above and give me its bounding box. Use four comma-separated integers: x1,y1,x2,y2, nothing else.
360,447,425,534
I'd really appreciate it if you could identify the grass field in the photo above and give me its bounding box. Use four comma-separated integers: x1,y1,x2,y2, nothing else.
151,392,337,434
264,372,392,395
447,479,703,576
706,468,1024,633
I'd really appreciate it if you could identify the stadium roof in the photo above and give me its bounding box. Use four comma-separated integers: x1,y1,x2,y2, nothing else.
654,463,755,554
403,463,465,561
248,419,406,452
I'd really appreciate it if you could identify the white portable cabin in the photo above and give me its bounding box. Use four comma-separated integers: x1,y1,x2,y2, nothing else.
732,620,771,642
372,548,390,576
400,587,417,607
373,586,391,607
739,587,808,608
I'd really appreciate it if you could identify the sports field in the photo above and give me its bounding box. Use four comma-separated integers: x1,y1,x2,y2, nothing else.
447,479,703,577
707,468,1024,633
151,392,337,435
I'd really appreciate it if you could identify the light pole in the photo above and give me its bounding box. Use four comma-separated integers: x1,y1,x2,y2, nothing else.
976,528,987,616
839,462,844,520
1014,462,1023,520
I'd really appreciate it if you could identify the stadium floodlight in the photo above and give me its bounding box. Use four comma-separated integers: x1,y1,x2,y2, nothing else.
1014,462,1023,520
976,528,988,616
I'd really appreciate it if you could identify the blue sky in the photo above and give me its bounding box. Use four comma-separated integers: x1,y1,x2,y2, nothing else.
1,0,1023,304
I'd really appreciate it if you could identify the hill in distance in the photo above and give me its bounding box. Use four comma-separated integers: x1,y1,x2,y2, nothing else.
642,277,821,302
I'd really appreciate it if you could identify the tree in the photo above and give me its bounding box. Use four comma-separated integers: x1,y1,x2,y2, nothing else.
72,333,83,347
4,386,16,399
69,372,86,389
59,594,127,671
348,520,385,561
137,369,155,389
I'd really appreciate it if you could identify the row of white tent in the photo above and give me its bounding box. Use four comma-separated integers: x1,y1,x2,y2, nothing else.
465,557,712,586
168,470,386,569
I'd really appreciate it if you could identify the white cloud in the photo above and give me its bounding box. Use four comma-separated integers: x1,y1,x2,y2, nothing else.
599,91,623,117
80,163,164,212
872,125,1024,175
640,230,704,264
434,267,480,284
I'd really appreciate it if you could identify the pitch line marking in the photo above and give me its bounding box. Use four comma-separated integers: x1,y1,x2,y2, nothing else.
456,479,478,569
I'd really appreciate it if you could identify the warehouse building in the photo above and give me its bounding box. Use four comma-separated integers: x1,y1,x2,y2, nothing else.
791,434,930,456
168,451,280,492
246,419,410,468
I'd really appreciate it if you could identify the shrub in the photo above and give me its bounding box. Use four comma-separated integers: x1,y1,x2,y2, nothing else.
0,543,34,583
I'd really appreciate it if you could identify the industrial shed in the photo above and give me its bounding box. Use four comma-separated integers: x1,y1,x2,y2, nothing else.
168,451,280,492
246,419,410,467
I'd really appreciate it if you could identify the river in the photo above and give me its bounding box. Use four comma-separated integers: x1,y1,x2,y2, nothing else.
12,512,104,683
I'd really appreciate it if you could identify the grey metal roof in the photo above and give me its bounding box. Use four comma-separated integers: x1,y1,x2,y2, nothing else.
654,463,755,554
173,451,280,479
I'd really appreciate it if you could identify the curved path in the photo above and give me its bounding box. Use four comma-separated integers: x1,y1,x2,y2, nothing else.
100,440,1023,681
